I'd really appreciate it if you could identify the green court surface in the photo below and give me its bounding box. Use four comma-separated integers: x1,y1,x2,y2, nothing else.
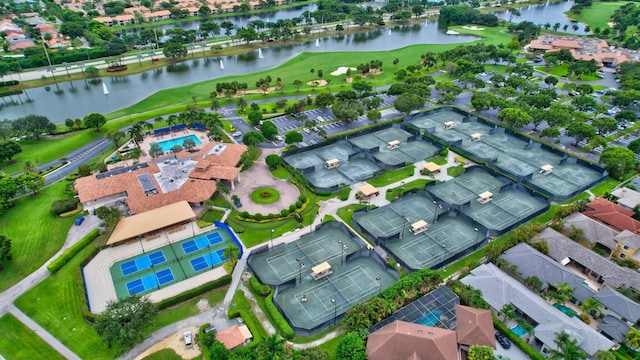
248,225,360,286
109,229,234,299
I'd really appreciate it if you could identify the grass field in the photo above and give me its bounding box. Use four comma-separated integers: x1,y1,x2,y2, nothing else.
566,2,629,30
0,181,75,291
0,314,66,360
141,348,182,360
15,236,229,360
367,165,415,187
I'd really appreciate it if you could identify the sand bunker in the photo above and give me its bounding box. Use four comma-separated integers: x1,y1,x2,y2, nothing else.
446,30,460,35
307,79,328,86
462,26,484,30
331,67,357,76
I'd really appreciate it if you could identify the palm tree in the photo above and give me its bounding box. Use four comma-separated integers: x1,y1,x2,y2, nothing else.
625,327,640,351
61,62,71,77
544,22,551,30
553,23,561,32
23,160,36,173
579,297,603,319
548,332,588,360
549,282,574,305
223,244,240,269
468,345,494,360
572,24,579,33
562,24,569,32
127,123,144,143
256,335,286,359
293,79,303,97
143,121,154,132
499,303,517,322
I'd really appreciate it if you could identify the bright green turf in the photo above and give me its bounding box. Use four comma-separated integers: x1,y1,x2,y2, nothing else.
250,187,280,204
0,314,66,360
0,181,75,291
567,2,630,30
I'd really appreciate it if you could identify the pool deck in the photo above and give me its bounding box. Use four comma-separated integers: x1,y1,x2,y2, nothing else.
84,223,227,314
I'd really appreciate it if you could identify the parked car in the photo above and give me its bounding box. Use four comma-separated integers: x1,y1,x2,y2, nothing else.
75,216,85,226
303,128,311,134
232,131,242,137
183,331,193,347
495,331,511,349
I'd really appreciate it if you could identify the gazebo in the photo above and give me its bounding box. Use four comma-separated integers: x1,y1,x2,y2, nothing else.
540,164,554,175
478,191,493,204
423,162,441,174
311,262,332,280
358,184,380,198
325,158,340,169
444,121,456,129
471,133,482,142
410,220,428,235
387,140,400,150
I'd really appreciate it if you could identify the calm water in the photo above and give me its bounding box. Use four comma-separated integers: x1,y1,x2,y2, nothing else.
1,1,583,122
1,22,478,122
491,0,587,34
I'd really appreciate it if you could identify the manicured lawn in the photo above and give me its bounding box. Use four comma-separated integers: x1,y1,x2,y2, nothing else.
270,166,290,179
1,130,102,175
0,314,66,360
15,242,122,360
384,179,432,202
430,156,449,166
591,177,619,197
250,187,280,204
446,165,465,177
201,209,225,223
316,334,342,360
367,165,415,187
141,348,182,360
535,64,568,77
227,290,268,341
567,2,629,30
15,235,229,360
0,181,75,291
336,204,366,225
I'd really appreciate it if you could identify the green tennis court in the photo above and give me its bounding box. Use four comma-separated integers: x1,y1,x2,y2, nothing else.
248,225,360,286
275,257,395,332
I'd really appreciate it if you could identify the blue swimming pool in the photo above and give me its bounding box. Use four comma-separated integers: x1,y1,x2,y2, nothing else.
155,134,202,152
414,310,441,327
511,324,528,336
553,303,578,318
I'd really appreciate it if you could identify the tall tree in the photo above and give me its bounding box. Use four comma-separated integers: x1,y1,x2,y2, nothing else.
600,147,636,179
336,332,367,360
95,295,158,348
394,93,424,115
17,172,45,195
548,332,588,360
84,113,107,131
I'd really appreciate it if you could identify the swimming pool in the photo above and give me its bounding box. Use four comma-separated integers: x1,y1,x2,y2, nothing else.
553,303,578,318
414,310,441,327
155,134,202,152
510,324,528,336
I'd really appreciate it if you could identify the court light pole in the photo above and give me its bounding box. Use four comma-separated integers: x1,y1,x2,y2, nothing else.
376,276,381,295
270,229,274,249
331,298,337,325
139,238,145,254
296,258,305,285
208,244,214,270
474,227,479,246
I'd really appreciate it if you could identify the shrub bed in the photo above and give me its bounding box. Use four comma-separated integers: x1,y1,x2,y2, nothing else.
50,198,80,215
47,229,100,274
59,203,84,218
249,187,280,204
157,275,231,310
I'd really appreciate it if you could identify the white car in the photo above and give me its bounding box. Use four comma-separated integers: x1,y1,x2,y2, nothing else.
303,128,311,134
183,331,193,347
232,131,242,137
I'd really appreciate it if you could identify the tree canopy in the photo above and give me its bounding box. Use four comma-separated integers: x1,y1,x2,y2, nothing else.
600,146,636,179
95,295,158,348
84,113,107,131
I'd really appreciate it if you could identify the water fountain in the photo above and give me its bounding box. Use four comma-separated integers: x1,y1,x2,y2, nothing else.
258,48,264,59
388,28,391,36
220,59,224,69
315,38,319,47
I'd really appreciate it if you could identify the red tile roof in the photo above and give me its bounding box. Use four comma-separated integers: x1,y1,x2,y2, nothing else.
367,320,458,360
583,198,640,234
455,305,496,348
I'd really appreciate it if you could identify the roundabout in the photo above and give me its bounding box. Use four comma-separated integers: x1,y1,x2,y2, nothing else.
250,187,281,204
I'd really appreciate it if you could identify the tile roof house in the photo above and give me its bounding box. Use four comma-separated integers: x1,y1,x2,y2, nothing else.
583,198,640,234
527,35,638,67
540,227,640,291
611,187,640,211
367,321,459,360
563,212,618,251
215,324,253,350
461,263,614,356
75,142,246,214
501,243,640,326
455,305,496,349
598,315,630,343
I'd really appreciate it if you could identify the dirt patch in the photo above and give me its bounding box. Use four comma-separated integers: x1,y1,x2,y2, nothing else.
197,299,210,312
306,80,328,87
135,326,200,360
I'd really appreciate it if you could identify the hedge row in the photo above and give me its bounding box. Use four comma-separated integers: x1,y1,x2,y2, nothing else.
0,80,19,87
157,275,231,310
493,316,545,360
47,229,100,274
50,198,80,215
265,292,295,339
199,323,211,360
249,277,271,296
59,203,84,218
236,195,309,222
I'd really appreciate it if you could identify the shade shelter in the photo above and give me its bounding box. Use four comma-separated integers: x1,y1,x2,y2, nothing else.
325,158,340,169
424,162,441,174
540,164,554,175
477,191,493,204
444,121,456,129
410,220,428,235
471,133,482,142
387,140,400,150
358,184,380,198
311,262,332,280
107,201,195,245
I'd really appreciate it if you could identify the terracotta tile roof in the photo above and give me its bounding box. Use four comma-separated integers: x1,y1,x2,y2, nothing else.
367,320,458,360
455,305,496,348
583,198,640,233
216,325,253,350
